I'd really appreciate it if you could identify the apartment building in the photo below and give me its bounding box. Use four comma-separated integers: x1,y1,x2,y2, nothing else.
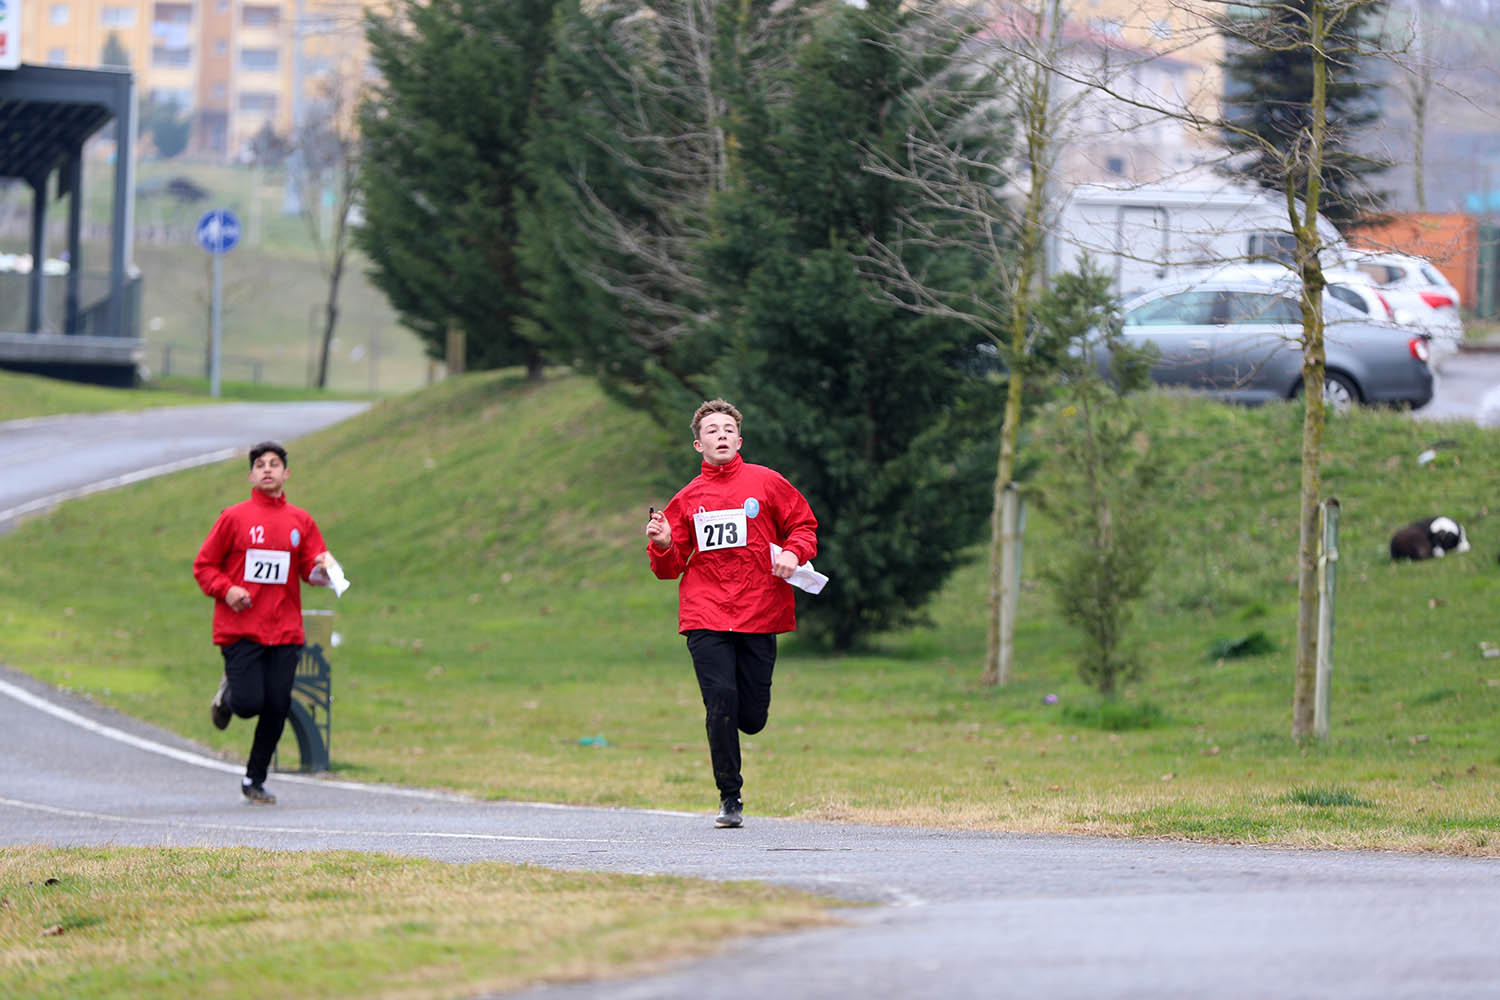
977,0,1225,188
16,0,368,160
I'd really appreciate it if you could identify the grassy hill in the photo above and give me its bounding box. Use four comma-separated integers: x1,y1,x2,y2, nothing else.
2,371,1498,853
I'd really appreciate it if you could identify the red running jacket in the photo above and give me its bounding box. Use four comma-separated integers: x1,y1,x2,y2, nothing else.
193,489,329,646
648,455,819,634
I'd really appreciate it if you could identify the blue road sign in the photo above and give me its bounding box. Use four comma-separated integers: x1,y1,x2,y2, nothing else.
195,209,242,254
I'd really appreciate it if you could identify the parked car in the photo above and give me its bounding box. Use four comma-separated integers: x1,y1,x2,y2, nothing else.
1343,250,1464,364
1111,273,1434,410
1196,261,1403,329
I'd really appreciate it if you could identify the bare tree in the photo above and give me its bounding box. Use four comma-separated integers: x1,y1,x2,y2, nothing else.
293,63,365,390
859,0,1184,686
861,0,1407,742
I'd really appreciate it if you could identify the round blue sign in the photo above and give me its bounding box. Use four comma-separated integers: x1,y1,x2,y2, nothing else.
195,209,241,254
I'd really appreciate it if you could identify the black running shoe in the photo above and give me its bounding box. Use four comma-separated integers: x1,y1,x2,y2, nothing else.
210,674,231,730
242,783,276,805
715,796,743,828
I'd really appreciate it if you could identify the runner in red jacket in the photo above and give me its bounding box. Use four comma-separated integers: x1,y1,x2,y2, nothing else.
647,399,818,828
193,441,337,804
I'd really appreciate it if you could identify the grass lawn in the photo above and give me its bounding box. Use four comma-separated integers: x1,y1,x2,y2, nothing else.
1,370,1496,853
0,845,835,999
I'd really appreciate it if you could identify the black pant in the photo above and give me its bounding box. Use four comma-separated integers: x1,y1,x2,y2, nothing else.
685,630,776,800
220,640,301,785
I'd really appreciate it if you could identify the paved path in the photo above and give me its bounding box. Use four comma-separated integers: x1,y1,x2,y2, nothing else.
2,666,1497,1000
0,401,369,533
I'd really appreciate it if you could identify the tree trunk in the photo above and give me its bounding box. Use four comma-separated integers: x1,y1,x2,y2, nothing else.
983,29,1053,686
315,251,346,389
1292,1,1330,741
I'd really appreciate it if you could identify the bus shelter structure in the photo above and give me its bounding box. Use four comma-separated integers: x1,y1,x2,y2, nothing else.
0,63,142,386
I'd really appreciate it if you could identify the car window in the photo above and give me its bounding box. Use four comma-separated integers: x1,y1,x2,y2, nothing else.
1248,232,1297,265
1125,289,1221,326
1356,262,1397,285
1224,291,1301,324
1420,264,1446,286
1328,284,1369,314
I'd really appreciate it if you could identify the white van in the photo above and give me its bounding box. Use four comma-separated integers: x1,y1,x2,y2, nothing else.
1050,182,1347,298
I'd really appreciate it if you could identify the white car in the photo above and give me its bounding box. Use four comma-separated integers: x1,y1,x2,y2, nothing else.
1343,250,1464,365
1186,262,1405,331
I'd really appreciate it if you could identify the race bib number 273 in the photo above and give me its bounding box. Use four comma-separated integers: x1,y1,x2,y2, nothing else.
693,508,748,552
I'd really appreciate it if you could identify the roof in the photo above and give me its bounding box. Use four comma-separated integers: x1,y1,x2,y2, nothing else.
0,64,132,189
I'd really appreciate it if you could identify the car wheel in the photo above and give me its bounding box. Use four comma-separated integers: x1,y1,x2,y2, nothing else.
1292,371,1361,412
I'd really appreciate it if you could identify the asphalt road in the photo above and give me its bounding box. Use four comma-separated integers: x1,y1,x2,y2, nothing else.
1414,347,1500,426
4,386,1500,998
0,401,370,534
2,665,1498,999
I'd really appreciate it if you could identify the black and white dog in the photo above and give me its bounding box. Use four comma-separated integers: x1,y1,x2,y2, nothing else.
1389,516,1471,560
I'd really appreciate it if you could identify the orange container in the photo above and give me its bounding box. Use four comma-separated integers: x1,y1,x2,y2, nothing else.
1345,213,1480,309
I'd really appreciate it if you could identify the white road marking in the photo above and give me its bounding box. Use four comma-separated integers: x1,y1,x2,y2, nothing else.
0,446,240,525
0,675,460,800
0,795,619,844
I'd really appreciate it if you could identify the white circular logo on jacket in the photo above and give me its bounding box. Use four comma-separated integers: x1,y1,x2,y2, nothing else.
290,528,301,547
744,498,760,518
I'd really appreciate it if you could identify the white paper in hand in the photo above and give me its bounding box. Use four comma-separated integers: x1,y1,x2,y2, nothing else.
769,543,829,595
310,554,351,597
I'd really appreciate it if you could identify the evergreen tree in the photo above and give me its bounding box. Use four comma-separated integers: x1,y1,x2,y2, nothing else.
1220,0,1390,225
101,32,130,68
708,0,1006,649
141,94,191,159
516,0,819,421
1026,265,1160,696
357,0,560,374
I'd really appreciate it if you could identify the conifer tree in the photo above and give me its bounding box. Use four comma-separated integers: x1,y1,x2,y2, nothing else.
357,0,560,374
1220,0,1390,224
516,0,818,419
708,0,1006,648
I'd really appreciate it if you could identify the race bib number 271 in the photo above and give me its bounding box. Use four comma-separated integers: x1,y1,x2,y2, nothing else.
693,508,748,552
245,548,291,585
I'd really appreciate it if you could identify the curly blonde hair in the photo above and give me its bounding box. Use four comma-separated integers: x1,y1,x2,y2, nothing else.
691,399,743,440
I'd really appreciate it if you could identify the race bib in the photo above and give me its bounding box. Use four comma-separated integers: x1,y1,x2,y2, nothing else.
693,507,748,552
244,548,291,585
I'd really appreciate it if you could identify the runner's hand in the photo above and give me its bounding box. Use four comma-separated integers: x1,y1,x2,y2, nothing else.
225,585,252,611
646,509,672,548
772,548,798,579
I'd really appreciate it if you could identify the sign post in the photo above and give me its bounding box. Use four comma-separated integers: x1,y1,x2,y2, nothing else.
195,209,241,398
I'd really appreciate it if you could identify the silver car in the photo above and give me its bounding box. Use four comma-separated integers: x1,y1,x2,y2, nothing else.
1115,274,1434,410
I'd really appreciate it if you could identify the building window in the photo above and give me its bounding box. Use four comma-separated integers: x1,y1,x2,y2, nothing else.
1151,19,1171,40
242,5,280,27
240,47,280,72
50,4,70,26
47,47,69,64
1105,156,1126,176
152,2,192,24
102,5,137,27
150,87,193,109
239,91,278,113
151,45,192,67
